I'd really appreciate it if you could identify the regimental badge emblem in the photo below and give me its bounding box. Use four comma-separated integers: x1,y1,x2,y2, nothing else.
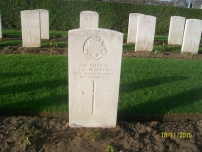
83,36,108,60
25,11,36,22
143,16,151,27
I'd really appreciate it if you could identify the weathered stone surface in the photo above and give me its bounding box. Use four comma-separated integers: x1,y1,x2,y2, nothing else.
127,13,144,44
192,1,202,9
181,19,202,54
36,9,49,39
168,16,185,45
21,10,41,47
174,0,186,7
80,11,99,28
135,15,156,52
68,28,123,128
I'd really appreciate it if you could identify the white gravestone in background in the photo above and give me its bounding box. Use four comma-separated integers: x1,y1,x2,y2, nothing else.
192,1,202,9
0,10,2,38
127,13,144,44
174,0,186,7
80,11,99,28
35,9,49,39
68,28,123,128
135,15,156,52
21,10,41,47
168,16,185,45
181,19,202,54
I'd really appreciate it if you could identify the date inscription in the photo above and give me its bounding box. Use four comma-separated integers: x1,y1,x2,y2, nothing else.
161,132,193,139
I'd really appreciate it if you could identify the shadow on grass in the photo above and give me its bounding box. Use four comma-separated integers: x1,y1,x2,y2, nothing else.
0,76,68,115
3,33,21,38
118,76,202,121
118,87,202,121
166,46,181,52
123,44,134,50
0,93,68,116
0,72,32,79
0,40,22,47
120,76,188,93
0,78,68,95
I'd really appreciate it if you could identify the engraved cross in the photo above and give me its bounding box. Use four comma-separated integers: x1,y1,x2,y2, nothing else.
188,35,197,50
82,81,106,114
142,33,151,47
27,29,35,43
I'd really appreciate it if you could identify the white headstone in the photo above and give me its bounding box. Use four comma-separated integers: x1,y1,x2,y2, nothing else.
174,0,186,7
181,19,202,54
0,10,2,38
127,13,144,44
135,15,156,52
35,9,49,39
192,1,202,9
168,16,185,45
21,10,41,47
80,11,99,28
68,28,123,128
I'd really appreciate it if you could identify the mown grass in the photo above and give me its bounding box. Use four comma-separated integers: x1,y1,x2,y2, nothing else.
1,30,68,47
2,30,202,53
0,55,202,115
0,55,68,113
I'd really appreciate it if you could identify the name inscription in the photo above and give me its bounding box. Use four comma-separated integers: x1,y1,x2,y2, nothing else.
74,63,113,79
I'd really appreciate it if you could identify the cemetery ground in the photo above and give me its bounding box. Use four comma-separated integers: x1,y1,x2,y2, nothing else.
0,30,202,151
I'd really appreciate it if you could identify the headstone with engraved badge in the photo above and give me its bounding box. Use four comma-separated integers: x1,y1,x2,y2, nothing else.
21,10,41,47
68,28,123,128
80,11,99,28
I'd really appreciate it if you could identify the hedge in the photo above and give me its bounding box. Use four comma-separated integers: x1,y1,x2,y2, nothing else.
0,0,202,35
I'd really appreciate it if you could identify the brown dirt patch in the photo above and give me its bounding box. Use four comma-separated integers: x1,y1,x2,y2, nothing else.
0,46,202,151
1,46,202,60
0,116,202,152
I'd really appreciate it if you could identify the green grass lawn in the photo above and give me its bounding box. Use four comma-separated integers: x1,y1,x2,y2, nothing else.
1,30,68,47
0,30,202,115
2,30,202,53
0,55,202,115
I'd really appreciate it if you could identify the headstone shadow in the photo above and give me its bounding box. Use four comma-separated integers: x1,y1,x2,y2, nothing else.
120,76,188,93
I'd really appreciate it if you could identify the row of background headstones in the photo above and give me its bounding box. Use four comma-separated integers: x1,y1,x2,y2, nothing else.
0,9,97,47
168,16,202,54
21,10,99,47
127,13,156,52
1,9,202,54
11,10,99,47
127,13,202,54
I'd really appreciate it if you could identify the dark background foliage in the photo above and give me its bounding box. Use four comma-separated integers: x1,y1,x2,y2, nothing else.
0,0,202,35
